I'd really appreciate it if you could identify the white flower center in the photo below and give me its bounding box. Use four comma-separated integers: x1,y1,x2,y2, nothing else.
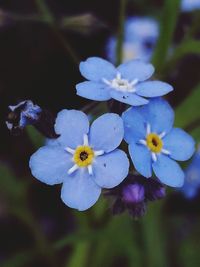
139,123,171,162
65,134,104,176
103,72,138,93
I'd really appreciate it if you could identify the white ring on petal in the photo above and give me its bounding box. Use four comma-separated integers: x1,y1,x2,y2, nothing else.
88,165,93,175
102,72,138,93
65,147,75,154
83,134,89,146
161,148,171,155
65,134,105,176
68,164,79,175
139,123,172,160
152,152,157,162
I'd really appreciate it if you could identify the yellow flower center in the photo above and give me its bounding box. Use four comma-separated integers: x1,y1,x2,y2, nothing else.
73,146,94,167
146,133,163,153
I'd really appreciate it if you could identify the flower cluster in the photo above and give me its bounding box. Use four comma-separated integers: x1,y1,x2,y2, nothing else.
27,57,195,212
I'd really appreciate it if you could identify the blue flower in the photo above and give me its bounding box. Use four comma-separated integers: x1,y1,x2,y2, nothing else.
181,147,200,198
181,0,200,12
29,110,129,211
76,57,173,106
6,100,42,131
106,17,159,64
122,98,195,187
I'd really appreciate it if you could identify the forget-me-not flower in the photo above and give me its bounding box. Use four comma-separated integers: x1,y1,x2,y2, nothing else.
122,98,195,187
181,0,200,12
76,57,173,106
181,146,200,198
29,110,129,211
106,17,159,64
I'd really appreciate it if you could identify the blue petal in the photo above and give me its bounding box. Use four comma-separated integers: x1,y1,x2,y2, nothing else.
152,154,184,187
122,107,147,143
117,59,154,82
55,110,89,148
29,146,72,185
164,128,195,161
61,169,101,211
93,149,129,189
80,57,117,82
140,98,174,134
76,81,111,101
129,142,152,178
89,113,124,153
110,90,149,106
136,81,173,97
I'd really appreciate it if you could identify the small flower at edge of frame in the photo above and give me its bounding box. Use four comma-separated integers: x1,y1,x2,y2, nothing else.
76,57,173,106
181,146,200,199
181,0,200,12
29,110,129,211
122,98,195,187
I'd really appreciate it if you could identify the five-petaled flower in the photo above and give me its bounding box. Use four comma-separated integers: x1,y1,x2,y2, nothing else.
76,57,173,106
29,110,129,211
122,98,195,187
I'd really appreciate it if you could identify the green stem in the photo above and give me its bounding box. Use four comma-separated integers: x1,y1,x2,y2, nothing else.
35,0,79,65
141,203,168,267
152,0,181,72
35,0,54,23
12,206,57,267
116,0,126,66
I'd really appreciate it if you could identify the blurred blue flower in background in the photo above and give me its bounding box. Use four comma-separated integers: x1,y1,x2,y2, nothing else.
106,17,159,64
30,110,129,211
122,98,195,187
181,0,200,12
181,146,200,198
76,57,173,106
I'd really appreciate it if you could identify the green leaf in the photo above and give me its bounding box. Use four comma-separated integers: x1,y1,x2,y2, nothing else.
1,250,35,267
26,126,44,148
175,84,200,129
152,0,181,71
66,241,90,267
0,165,26,200
141,202,168,267
164,40,200,72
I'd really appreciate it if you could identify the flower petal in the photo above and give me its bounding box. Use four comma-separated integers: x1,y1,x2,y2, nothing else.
89,113,124,152
129,142,152,178
152,154,184,187
61,169,101,211
29,146,72,185
110,90,149,106
117,59,154,82
136,81,173,97
163,128,195,161
55,109,89,148
122,107,147,143
80,57,117,82
76,81,111,101
141,98,174,134
93,149,129,188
